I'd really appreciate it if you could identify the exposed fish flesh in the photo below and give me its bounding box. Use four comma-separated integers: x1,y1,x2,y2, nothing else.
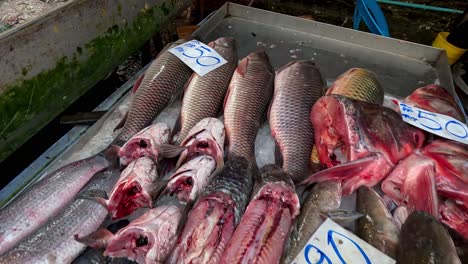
168,155,255,264
404,84,465,122
269,60,324,182
440,199,468,239
356,186,399,258
0,146,119,255
398,211,461,264
326,68,384,105
174,37,237,144
301,95,425,194
0,169,119,263
224,50,274,159
282,181,341,264
176,118,225,173
221,164,300,264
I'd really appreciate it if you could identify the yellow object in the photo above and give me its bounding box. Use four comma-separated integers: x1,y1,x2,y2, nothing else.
432,32,467,65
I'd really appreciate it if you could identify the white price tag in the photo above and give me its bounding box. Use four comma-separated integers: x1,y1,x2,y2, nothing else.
291,219,395,264
169,40,227,76
398,102,468,145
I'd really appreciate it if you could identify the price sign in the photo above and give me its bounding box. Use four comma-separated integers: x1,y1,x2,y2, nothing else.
291,219,395,264
169,40,227,76
398,102,468,145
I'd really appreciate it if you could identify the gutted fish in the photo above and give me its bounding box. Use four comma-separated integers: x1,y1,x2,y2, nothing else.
174,37,237,144
269,60,324,182
224,50,274,159
221,165,300,264
168,155,255,264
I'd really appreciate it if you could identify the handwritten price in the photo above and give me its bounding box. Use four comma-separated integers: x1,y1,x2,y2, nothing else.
169,40,227,76
399,103,468,145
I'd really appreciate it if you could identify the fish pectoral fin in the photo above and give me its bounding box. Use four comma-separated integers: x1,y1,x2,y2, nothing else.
159,144,187,159
177,200,195,234
150,180,168,204
274,141,283,167
75,228,114,249
325,209,365,225
113,111,128,133
78,189,109,208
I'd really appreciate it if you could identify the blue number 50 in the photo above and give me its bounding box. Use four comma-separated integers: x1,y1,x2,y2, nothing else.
328,230,371,264
417,110,442,131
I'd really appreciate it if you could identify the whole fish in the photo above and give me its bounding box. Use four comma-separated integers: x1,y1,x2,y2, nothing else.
176,118,225,173
269,60,324,182
168,155,255,264
220,165,300,264
0,169,119,263
300,95,425,194
0,146,119,255
113,40,192,146
326,68,384,105
77,195,188,264
356,186,400,258
0,40,192,253
174,37,237,144
398,211,461,264
282,181,342,264
224,50,274,159
404,84,465,122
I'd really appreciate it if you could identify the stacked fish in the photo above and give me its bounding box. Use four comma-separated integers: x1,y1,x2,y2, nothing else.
0,35,466,264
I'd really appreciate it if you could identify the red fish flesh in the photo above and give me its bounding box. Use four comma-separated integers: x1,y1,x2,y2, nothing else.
301,95,425,194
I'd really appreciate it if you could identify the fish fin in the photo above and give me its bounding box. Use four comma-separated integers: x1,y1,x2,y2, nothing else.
151,180,169,204
75,228,114,249
131,73,145,94
274,141,283,167
236,56,249,77
113,112,128,132
223,84,233,111
325,209,364,225
177,200,195,234
171,114,182,144
78,189,109,208
159,144,187,159
299,154,378,187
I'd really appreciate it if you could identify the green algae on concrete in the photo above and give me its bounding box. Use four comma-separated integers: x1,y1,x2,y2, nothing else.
0,0,187,162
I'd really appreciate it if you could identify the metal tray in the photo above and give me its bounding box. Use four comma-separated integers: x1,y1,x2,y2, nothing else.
193,3,465,116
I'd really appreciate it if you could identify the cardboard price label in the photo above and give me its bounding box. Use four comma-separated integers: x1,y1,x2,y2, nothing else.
169,40,227,76
398,102,468,145
291,219,395,264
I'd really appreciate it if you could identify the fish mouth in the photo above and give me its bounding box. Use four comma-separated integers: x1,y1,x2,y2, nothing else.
119,138,155,165
177,139,224,171
222,184,299,263
105,227,154,264
167,172,195,202
170,192,236,264
108,180,152,219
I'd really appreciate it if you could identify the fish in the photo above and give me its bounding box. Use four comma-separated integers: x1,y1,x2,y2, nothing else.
168,155,255,264
281,181,342,264
112,39,192,146
174,37,237,144
119,123,183,166
356,186,400,258
269,60,324,182
220,164,300,264
0,40,192,253
0,146,119,255
0,169,119,263
176,117,225,173
300,95,425,194
439,199,468,239
326,68,384,105
77,195,189,264
404,84,465,122
224,50,275,159
167,155,217,203
398,211,461,264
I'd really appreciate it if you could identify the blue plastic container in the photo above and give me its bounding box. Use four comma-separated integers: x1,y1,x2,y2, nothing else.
354,0,390,37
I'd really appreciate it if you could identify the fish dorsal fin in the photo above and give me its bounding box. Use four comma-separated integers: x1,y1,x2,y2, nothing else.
236,57,250,78
132,73,145,94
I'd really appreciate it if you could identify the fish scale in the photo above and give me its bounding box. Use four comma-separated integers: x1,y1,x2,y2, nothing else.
114,40,192,146
224,50,274,160
269,60,324,181
175,37,237,144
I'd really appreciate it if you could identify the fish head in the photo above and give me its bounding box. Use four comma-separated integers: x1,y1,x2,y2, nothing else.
105,205,183,263
177,118,225,171
213,37,236,49
119,123,170,165
167,155,217,202
108,157,158,219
